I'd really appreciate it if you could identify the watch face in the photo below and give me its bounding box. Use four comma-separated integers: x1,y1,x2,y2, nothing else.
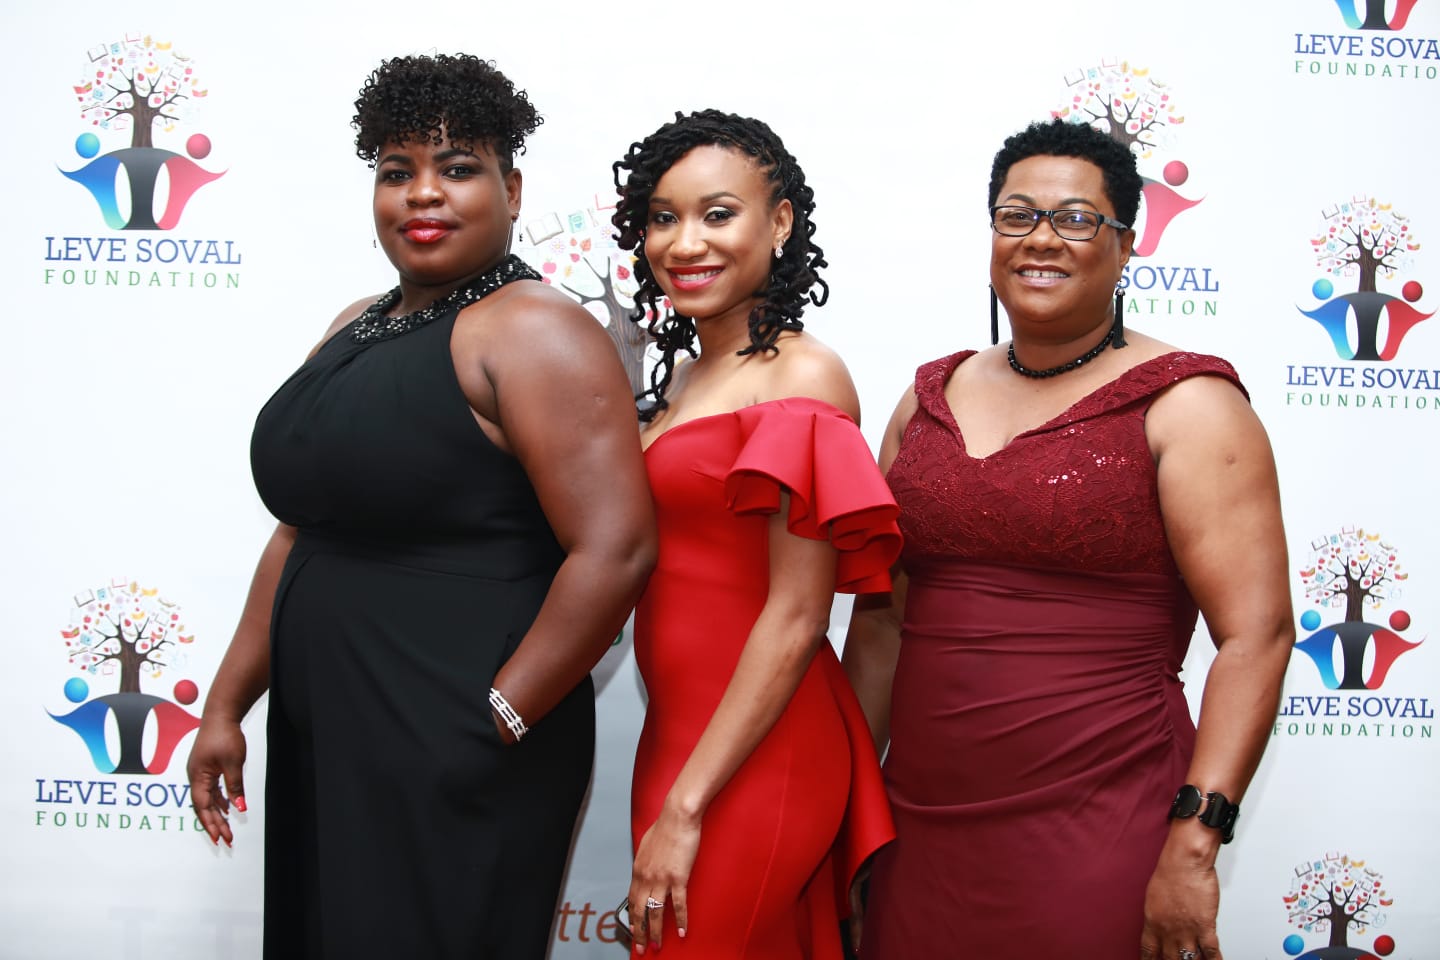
1170,784,1203,819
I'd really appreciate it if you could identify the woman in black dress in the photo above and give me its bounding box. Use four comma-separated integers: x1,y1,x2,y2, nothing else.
186,53,656,958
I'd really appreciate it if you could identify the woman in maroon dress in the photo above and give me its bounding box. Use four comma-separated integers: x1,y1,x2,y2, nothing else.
843,119,1293,960
612,110,897,958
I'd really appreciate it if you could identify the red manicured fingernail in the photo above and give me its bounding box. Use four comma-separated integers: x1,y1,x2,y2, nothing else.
234,796,247,813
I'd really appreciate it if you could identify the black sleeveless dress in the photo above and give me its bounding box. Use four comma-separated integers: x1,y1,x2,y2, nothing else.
251,270,594,958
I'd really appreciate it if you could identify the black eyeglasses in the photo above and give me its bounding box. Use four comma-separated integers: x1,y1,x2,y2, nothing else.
990,205,1131,241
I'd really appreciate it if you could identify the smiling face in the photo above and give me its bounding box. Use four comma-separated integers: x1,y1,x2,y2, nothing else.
372,135,520,301
989,155,1134,340
643,144,792,328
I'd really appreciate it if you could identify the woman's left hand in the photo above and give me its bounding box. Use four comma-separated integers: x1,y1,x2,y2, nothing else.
628,804,701,953
1139,851,1222,960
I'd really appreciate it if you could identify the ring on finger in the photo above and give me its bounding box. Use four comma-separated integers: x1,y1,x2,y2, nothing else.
1178,950,1198,960
645,896,664,910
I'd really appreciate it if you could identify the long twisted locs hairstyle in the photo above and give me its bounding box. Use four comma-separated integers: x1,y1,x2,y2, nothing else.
612,109,828,420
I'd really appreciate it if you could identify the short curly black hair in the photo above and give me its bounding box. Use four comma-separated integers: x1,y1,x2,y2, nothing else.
988,118,1143,228
612,109,828,420
352,53,541,170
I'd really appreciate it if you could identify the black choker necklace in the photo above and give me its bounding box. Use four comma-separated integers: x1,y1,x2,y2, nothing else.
1007,327,1115,379
349,255,541,344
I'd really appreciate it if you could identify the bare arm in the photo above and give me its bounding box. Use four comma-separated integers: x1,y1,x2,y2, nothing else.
1140,374,1294,960
628,496,837,951
478,287,657,738
187,523,295,845
842,385,918,753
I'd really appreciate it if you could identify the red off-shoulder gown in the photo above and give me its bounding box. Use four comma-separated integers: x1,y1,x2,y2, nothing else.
631,397,899,959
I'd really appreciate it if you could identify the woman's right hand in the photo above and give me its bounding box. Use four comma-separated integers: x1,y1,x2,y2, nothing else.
187,715,248,846
628,804,702,953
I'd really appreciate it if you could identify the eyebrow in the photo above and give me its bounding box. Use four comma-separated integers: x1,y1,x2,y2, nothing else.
649,190,744,206
1003,192,1099,209
377,147,482,167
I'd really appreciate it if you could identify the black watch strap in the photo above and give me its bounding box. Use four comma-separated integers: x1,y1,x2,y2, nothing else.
1168,785,1240,843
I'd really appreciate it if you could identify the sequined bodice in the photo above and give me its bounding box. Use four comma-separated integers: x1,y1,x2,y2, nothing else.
887,350,1244,576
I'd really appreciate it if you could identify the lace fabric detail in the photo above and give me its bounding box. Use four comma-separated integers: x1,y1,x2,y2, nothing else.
888,350,1245,576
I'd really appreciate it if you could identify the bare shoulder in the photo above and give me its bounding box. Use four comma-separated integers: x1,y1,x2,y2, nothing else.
761,332,860,420
457,279,619,372
1147,366,1264,454
466,278,606,340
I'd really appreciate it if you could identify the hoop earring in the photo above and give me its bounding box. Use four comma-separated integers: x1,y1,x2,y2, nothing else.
1112,287,1128,348
989,285,1000,346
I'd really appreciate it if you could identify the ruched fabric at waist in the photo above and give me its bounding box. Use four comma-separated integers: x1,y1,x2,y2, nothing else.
290,528,563,582
887,559,1198,808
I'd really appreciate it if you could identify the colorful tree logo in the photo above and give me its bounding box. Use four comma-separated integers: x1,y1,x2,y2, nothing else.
49,579,201,775
1052,58,1200,257
515,200,654,394
1295,527,1421,690
61,35,224,230
1301,198,1430,361
1281,852,1396,958
1333,0,1419,31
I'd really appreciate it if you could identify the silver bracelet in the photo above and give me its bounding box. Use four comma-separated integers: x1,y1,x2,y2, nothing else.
489,687,528,742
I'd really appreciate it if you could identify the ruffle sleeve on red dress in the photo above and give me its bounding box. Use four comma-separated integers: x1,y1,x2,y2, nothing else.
723,397,902,595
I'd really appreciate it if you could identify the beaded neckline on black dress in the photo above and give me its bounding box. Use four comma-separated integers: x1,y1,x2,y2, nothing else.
349,255,541,344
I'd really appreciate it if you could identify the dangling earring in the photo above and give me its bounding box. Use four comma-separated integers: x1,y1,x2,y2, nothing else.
506,214,519,256
1111,286,1128,348
774,241,784,259
989,285,1000,346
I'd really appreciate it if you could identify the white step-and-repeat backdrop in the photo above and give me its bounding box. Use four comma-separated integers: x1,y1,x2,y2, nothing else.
2,1,1436,956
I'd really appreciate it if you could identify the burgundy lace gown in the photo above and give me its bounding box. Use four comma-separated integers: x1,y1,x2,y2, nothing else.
860,350,1245,957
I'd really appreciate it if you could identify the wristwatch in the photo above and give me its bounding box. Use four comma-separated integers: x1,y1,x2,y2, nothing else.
1168,784,1239,843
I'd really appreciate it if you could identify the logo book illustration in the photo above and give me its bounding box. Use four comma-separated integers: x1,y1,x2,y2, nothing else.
1296,527,1420,690
49,579,201,775
1282,851,1398,958
1302,197,1430,362
61,35,223,231
1052,58,1200,259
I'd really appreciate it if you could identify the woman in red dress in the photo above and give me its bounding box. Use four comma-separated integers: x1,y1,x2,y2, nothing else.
611,110,898,958
843,119,1293,960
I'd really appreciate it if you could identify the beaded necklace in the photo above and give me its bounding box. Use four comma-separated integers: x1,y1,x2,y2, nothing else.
349,255,541,344
1007,327,1115,379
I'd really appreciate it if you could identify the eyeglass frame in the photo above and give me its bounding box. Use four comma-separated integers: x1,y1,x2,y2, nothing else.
989,204,1132,241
